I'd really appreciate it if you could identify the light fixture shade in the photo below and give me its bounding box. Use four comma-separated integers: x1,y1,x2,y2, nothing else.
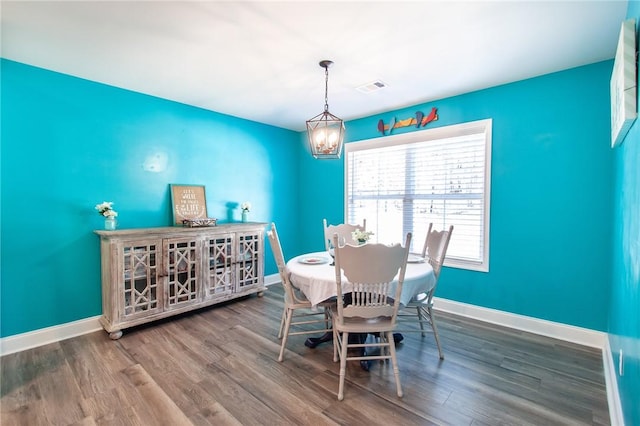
306,59,345,159
306,110,345,159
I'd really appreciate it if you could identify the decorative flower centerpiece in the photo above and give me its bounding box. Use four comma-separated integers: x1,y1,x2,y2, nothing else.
352,229,374,244
96,201,118,230
95,201,118,218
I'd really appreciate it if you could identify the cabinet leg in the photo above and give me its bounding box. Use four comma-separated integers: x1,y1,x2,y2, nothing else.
257,291,265,297
109,330,123,340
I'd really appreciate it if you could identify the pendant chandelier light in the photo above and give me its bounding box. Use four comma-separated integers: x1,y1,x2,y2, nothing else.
306,60,345,159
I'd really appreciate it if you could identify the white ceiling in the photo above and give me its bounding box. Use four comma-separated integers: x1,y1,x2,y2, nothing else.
1,1,629,131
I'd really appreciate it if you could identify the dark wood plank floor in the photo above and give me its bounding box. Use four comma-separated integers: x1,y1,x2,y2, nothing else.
1,284,610,425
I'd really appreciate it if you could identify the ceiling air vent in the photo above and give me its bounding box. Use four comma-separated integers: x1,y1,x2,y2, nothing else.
356,80,387,94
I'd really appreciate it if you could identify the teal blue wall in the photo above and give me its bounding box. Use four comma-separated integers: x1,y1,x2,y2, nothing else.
0,60,618,331
0,59,301,337
299,61,614,332
609,3,640,424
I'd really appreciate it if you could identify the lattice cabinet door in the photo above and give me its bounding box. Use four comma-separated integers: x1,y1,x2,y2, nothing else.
121,240,163,320
204,232,235,300
235,230,264,293
164,237,201,310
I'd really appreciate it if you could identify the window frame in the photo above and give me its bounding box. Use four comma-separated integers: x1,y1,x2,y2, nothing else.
344,118,492,272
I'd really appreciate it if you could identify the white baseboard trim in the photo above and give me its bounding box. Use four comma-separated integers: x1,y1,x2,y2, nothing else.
602,336,625,426
0,315,102,357
264,273,281,286
433,297,606,348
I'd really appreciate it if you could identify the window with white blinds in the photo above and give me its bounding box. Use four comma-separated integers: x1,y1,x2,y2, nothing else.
345,119,491,272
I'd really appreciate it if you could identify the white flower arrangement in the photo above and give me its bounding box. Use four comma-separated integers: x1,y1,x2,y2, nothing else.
352,229,374,243
241,202,251,212
95,201,118,218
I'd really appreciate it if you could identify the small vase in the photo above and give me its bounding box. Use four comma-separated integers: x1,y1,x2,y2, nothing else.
241,211,248,223
104,216,117,230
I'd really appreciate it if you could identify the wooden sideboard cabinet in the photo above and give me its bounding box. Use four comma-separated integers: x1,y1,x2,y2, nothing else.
95,223,267,339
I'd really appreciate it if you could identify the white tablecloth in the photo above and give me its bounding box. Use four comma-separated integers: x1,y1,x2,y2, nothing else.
286,251,436,307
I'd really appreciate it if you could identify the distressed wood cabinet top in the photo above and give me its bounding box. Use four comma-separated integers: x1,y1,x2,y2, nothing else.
95,223,268,239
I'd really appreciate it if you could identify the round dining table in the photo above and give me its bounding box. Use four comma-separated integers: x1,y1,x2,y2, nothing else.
286,251,436,307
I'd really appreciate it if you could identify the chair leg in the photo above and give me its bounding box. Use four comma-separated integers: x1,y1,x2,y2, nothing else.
386,331,403,398
332,325,339,363
277,307,287,339
338,331,349,401
278,308,294,362
416,305,426,337
427,306,444,360
324,307,331,329
372,332,383,356
376,332,388,357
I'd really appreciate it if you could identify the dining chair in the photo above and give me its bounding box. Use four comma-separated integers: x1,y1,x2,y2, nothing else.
396,223,453,360
266,223,333,362
330,232,412,400
322,218,367,251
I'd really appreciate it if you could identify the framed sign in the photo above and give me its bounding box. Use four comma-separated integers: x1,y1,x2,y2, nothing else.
170,184,208,225
610,18,637,148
